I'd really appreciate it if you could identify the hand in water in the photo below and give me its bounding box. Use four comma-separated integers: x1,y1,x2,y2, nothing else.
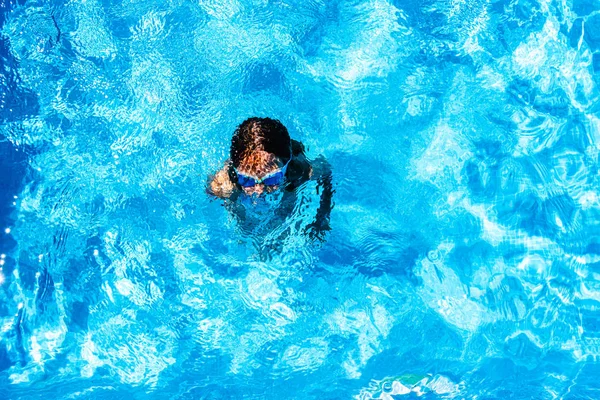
304,218,331,243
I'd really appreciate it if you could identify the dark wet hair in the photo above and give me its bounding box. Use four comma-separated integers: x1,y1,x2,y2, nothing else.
230,117,292,168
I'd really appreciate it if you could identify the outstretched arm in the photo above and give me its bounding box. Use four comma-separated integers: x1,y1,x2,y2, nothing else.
305,155,334,241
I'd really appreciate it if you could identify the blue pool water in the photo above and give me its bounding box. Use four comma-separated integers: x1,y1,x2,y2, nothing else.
1,0,600,398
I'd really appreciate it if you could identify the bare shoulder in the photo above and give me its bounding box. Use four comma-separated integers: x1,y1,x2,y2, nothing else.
288,140,330,181
208,165,236,199
308,154,331,179
287,141,311,183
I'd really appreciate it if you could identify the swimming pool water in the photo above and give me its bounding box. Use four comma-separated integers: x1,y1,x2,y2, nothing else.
1,0,600,398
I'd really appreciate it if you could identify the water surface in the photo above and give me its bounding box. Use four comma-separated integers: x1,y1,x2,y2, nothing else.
1,0,600,398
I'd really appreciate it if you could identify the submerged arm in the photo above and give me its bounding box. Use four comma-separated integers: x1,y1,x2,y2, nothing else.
305,155,334,241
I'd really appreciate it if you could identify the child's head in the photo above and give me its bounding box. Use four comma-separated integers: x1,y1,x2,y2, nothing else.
230,118,292,195
230,118,291,169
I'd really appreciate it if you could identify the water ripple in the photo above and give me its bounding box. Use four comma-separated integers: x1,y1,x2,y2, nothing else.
1,0,600,397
